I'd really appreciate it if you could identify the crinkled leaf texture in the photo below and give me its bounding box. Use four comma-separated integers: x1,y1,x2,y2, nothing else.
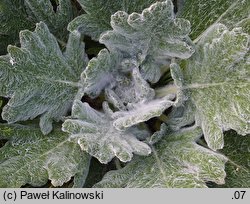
68,0,162,40
83,49,120,98
82,0,194,97
218,131,250,187
0,123,90,187
100,0,194,83
173,24,250,150
105,68,175,130
0,22,88,134
94,126,227,188
178,0,250,40
62,100,151,164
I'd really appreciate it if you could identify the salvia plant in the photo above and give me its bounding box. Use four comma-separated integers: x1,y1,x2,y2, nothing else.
0,0,249,188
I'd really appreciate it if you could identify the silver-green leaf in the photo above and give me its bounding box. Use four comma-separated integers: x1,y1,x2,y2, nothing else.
68,0,163,40
0,123,90,187
175,24,250,150
82,0,194,97
82,49,120,98
105,68,175,130
62,100,151,164
0,22,88,134
100,0,194,83
94,127,227,188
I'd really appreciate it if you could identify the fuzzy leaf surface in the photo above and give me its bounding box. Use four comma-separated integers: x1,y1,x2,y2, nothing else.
179,0,250,40
100,0,194,83
83,49,120,98
0,123,90,187
105,68,175,130
68,0,162,40
62,100,151,164
0,22,88,134
95,127,227,188
82,0,194,96
176,24,250,150
218,131,250,187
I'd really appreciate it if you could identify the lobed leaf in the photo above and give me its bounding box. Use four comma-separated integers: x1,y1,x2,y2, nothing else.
82,0,195,97
174,24,250,150
0,123,90,187
0,22,88,134
68,0,163,40
100,0,194,83
94,126,227,188
62,100,151,164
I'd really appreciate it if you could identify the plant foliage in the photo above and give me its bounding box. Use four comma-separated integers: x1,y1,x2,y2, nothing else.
0,123,90,187
0,22,88,134
0,0,249,188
